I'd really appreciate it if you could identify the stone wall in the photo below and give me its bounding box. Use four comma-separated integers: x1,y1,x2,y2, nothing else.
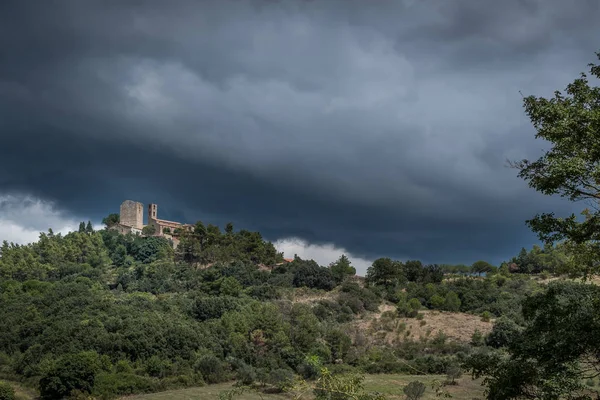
120,200,144,229
110,223,142,236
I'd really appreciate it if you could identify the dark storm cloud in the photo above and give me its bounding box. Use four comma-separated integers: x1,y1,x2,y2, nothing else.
1,0,598,266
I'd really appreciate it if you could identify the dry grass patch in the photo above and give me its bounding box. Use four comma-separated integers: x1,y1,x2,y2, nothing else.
399,310,493,342
286,287,339,304
353,303,493,344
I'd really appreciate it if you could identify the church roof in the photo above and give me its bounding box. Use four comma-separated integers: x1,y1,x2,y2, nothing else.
155,219,183,228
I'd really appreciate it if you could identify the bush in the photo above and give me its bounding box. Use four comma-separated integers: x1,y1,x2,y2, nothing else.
325,329,352,361
115,360,133,374
404,380,426,400
444,291,461,312
267,368,295,392
485,317,521,348
92,373,159,399
470,330,485,347
235,363,256,386
190,296,241,321
219,277,242,297
397,293,422,318
0,382,15,400
338,293,364,314
195,354,228,384
246,284,280,300
144,356,170,378
430,294,445,309
39,351,108,400
340,281,381,311
481,311,492,322
292,264,335,291
298,355,322,380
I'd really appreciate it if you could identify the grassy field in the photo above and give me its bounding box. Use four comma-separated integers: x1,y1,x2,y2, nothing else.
123,374,485,400
362,374,484,399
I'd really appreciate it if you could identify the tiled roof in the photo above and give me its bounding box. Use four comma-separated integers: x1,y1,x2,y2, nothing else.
156,219,183,227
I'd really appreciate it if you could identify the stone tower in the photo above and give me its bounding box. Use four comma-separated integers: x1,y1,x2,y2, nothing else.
148,203,158,222
120,200,143,229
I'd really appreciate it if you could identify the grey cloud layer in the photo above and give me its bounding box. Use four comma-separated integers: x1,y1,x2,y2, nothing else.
1,0,597,264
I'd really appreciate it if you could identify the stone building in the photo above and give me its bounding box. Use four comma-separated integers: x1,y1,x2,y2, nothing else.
146,203,194,236
119,200,143,230
112,200,192,248
112,224,143,236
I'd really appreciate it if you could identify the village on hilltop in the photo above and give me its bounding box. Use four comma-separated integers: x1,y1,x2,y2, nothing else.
110,200,195,248
110,200,293,264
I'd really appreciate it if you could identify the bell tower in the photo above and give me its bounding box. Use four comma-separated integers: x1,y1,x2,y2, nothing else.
148,203,158,222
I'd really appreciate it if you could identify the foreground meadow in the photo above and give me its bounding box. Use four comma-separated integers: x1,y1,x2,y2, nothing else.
122,374,485,400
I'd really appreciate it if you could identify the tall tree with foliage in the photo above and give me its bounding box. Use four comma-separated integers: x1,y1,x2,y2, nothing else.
475,51,600,399
329,254,356,284
510,51,600,278
366,257,404,288
102,213,120,228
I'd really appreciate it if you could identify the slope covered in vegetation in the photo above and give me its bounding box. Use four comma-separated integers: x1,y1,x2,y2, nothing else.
0,219,550,399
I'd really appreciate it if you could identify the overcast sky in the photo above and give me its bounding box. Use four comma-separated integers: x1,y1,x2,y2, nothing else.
1,0,599,274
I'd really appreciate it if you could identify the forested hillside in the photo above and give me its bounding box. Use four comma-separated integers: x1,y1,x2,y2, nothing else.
0,219,554,400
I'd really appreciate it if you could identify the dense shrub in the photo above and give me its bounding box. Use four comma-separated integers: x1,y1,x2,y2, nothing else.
267,368,295,392
0,382,15,400
485,317,522,348
195,354,229,384
189,295,242,321
93,373,159,399
293,264,335,291
340,281,380,312
39,351,109,399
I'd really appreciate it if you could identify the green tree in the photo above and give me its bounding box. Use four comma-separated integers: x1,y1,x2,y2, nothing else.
429,294,445,309
102,213,120,228
78,221,86,233
485,317,521,348
329,254,356,284
443,291,461,312
470,329,485,347
220,276,242,297
366,258,404,288
403,260,423,282
142,225,156,236
292,261,335,290
471,260,494,276
468,282,600,399
510,52,600,279
446,364,462,385
194,221,207,245
39,351,108,399
85,221,94,234
112,244,128,267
